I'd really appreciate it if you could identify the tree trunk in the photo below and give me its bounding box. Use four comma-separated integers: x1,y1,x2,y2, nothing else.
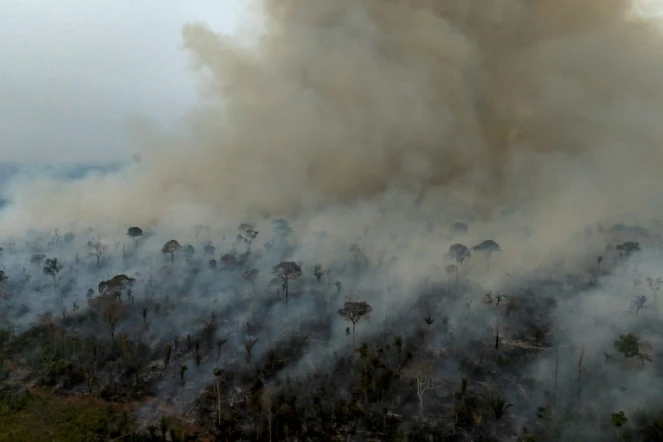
455,264,459,292
553,348,559,407
215,379,222,426
494,307,500,350
284,278,289,306
352,322,356,352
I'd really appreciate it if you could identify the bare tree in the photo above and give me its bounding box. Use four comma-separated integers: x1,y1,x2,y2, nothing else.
404,359,436,417
484,291,507,349
88,238,108,268
646,276,662,313
244,338,258,364
193,224,205,243
213,368,224,426
262,385,277,442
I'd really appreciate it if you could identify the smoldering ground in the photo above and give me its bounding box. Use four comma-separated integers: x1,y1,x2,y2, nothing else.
2,0,663,439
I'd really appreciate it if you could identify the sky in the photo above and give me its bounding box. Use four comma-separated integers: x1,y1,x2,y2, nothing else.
0,0,252,163
1,0,662,165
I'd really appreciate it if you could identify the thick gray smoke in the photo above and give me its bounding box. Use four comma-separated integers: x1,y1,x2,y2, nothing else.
2,0,663,241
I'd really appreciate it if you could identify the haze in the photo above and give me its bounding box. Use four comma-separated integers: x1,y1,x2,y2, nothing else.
0,0,253,163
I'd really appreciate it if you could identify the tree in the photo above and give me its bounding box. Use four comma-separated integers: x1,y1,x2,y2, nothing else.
161,240,182,267
238,223,259,246
88,238,108,268
616,241,640,258
646,276,662,313
183,244,195,261
244,338,258,365
213,368,225,427
272,218,293,241
179,364,188,386
450,221,468,234
338,301,372,352
488,393,513,436
99,274,136,301
632,295,648,317
611,411,628,439
271,261,302,306
419,299,435,342
102,297,126,340
484,291,507,349
243,268,259,322
43,258,63,286
262,386,277,442
63,232,75,244
313,264,324,283
193,224,205,243
0,270,8,299
243,268,259,292
403,359,437,417
447,243,471,290
203,242,216,255
30,253,45,268
614,333,651,366
472,240,502,272
127,227,143,248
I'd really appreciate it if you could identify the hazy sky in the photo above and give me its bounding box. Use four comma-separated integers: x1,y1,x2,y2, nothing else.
0,0,252,163
2,1,662,165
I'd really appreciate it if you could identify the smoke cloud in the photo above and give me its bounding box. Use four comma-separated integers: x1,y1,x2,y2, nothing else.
2,0,663,252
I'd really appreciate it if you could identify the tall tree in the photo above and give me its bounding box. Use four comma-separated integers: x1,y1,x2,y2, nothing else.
43,258,63,287
484,291,507,349
271,261,302,306
127,226,143,249
447,243,471,290
0,270,8,299
404,359,436,417
488,393,513,437
161,240,182,268
193,224,205,243
338,301,372,352
472,240,502,272
88,238,108,268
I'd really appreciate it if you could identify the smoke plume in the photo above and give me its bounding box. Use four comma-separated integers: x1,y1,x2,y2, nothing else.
2,0,663,238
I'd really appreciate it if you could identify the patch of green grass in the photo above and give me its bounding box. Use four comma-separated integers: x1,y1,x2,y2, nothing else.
0,390,133,442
